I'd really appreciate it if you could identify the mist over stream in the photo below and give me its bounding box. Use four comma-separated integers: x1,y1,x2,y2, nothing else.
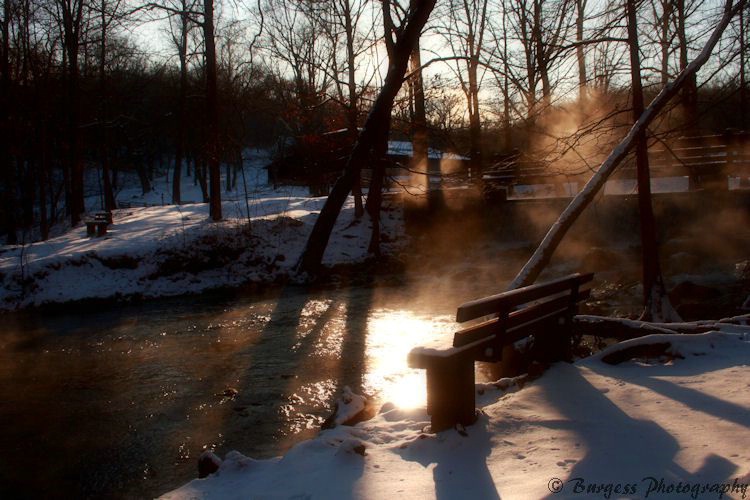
2,190,749,499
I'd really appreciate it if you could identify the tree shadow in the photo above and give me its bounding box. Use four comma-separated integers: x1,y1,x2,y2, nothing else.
535,364,739,498
606,370,750,428
337,283,374,395
396,416,501,500
211,282,375,495
221,285,337,455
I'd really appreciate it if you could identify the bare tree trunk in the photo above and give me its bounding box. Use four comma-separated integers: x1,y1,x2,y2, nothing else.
136,163,152,195
676,0,698,133
172,9,189,205
741,5,747,129
99,0,115,213
576,0,587,100
468,55,482,182
502,3,512,150
204,0,222,220
657,0,672,86
296,0,437,276
1,0,17,243
410,36,428,188
508,0,744,292
38,116,50,240
342,0,364,218
627,0,677,321
197,160,209,202
62,0,86,225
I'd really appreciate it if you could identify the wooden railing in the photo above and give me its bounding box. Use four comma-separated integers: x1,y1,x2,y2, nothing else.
484,131,750,194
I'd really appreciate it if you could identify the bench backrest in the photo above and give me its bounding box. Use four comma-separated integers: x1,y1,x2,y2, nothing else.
452,273,594,351
456,273,594,323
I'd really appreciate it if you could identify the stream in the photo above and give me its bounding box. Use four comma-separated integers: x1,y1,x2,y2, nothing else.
0,269,524,499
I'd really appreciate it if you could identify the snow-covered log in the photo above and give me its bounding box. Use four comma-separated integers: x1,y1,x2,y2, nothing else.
574,314,750,340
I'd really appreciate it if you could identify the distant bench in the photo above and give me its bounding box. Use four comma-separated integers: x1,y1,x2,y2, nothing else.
408,272,594,432
85,211,113,237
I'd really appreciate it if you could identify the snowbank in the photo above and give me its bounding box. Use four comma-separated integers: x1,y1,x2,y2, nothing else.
163,331,750,499
0,193,406,311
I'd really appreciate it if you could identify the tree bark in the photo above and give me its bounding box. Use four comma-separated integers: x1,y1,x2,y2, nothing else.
576,0,587,100
296,0,437,276
676,0,698,133
740,5,747,129
468,54,482,182
410,37,428,189
508,0,745,291
1,0,17,243
62,0,85,225
627,0,677,321
342,0,364,218
173,8,190,205
203,0,222,220
99,0,116,213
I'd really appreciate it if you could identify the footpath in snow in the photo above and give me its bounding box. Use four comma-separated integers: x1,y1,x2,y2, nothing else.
163,329,750,499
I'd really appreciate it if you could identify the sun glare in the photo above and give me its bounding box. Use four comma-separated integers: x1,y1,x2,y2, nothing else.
365,310,454,409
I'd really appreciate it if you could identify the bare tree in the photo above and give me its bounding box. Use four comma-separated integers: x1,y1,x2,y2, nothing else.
509,0,746,298
507,0,574,117
436,0,489,178
575,0,588,99
95,0,126,213
315,0,378,216
741,2,748,128
260,0,333,135
164,0,198,204
296,0,437,276
1,0,16,242
56,0,90,225
203,0,222,220
626,0,678,321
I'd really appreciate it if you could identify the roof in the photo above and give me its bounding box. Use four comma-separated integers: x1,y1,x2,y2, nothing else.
386,140,469,161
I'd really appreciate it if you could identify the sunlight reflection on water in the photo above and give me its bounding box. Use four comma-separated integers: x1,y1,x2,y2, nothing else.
365,309,455,409
0,286,470,498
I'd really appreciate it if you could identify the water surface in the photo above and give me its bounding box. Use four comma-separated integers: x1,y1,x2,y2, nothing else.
1,273,508,499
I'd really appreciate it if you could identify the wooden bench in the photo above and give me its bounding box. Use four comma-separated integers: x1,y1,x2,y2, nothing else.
408,272,594,432
85,211,112,237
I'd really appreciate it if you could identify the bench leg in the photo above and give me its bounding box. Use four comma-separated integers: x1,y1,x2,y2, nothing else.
426,359,477,432
86,224,95,236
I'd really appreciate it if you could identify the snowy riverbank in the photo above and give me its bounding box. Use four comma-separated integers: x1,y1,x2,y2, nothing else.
163,329,750,499
0,193,406,312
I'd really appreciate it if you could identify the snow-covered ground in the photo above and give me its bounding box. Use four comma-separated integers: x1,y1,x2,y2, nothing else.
0,154,406,311
163,329,750,499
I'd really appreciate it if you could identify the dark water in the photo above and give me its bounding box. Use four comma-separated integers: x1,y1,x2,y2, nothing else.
0,273,509,499
2,192,745,499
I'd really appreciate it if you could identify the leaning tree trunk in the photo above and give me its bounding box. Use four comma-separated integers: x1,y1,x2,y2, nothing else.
295,0,437,276
508,0,745,292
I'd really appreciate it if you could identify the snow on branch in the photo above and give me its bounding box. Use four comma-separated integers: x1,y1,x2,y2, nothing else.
508,0,747,292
